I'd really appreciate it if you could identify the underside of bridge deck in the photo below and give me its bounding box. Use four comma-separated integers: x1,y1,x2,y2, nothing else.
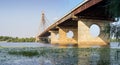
75,0,113,20
58,19,78,28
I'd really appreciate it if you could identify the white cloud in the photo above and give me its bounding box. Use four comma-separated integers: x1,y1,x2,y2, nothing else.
53,17,58,21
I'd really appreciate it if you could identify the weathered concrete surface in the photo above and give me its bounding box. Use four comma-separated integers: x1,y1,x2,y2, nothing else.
78,19,110,48
49,27,78,46
49,30,59,45
58,27,78,46
49,19,110,47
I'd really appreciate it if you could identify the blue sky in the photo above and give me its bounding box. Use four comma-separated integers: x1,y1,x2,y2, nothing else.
0,0,83,37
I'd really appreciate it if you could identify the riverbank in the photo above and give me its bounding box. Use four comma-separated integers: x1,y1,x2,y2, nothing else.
0,36,35,42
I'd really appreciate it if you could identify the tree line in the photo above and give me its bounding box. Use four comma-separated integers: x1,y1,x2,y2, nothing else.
105,0,120,41
0,36,35,42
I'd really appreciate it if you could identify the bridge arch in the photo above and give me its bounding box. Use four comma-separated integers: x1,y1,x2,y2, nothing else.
55,34,59,39
89,24,100,38
67,30,74,38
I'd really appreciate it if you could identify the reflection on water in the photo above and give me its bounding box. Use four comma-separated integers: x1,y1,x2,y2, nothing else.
0,42,120,65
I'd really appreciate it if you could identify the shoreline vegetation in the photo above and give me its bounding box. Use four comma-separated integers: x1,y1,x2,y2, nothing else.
0,36,120,43
0,36,35,42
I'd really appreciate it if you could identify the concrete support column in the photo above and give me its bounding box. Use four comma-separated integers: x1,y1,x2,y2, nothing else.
58,27,78,46
49,30,59,45
78,19,110,47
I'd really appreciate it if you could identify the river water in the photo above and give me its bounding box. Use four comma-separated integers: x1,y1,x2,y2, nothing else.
0,42,120,65
0,42,53,47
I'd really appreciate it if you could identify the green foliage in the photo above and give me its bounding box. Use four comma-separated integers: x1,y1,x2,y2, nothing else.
104,0,120,41
111,39,120,42
0,36,35,42
102,22,120,42
0,36,13,42
111,23,120,41
102,23,111,38
107,0,120,19
8,50,39,57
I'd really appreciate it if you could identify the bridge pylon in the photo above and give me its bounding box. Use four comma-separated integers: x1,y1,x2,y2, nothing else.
35,11,49,42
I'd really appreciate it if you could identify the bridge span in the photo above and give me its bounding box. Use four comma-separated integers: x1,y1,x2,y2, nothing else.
37,0,114,47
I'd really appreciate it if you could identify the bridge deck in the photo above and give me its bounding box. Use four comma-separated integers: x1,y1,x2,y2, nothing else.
38,0,113,37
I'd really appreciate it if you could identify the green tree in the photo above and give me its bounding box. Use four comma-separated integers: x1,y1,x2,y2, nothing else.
107,0,120,19
0,36,36,42
111,23,120,41
104,0,120,42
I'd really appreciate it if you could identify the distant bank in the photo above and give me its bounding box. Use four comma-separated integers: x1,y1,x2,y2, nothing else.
0,36,35,42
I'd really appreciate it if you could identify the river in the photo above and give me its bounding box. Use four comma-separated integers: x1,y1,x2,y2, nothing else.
0,42,53,47
0,42,120,65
